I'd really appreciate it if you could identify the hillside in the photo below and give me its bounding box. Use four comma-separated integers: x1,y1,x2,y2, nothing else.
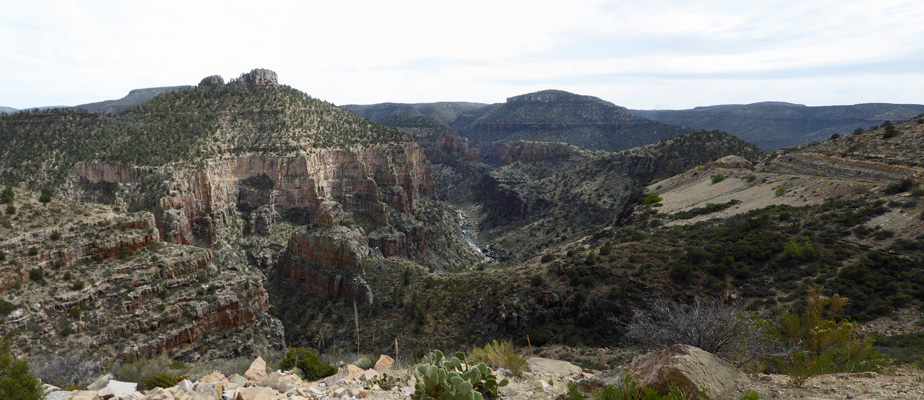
631,102,924,150
345,90,695,153
342,101,490,127
0,69,482,376
74,85,191,114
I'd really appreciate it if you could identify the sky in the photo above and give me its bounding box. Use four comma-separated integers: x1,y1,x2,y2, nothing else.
2,0,924,110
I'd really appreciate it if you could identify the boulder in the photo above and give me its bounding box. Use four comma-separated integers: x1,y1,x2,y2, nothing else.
193,381,225,400
65,391,100,400
197,371,227,384
526,357,582,378
629,344,750,399
87,374,114,391
141,387,172,400
360,369,379,382
372,354,395,373
175,379,194,392
45,391,70,400
238,386,277,400
338,364,365,381
97,380,137,399
228,374,248,387
258,371,301,392
243,356,267,382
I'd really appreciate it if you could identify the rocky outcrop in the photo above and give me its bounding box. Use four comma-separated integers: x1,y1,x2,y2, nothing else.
198,75,225,88
274,226,372,301
708,155,754,170
238,68,278,87
760,152,923,183
629,344,750,399
70,144,434,245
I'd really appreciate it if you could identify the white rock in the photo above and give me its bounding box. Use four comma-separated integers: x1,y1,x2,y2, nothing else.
526,357,582,378
175,379,195,392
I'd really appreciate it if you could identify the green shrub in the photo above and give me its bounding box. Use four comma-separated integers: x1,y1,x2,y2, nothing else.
540,254,556,263
0,250,5,261
668,264,693,283
279,348,337,381
711,174,726,184
777,287,875,386
0,339,42,400
468,339,527,377
0,300,16,317
774,187,787,197
566,381,584,400
50,231,61,240
739,390,760,400
39,188,52,204
530,274,544,286
641,193,662,205
72,280,85,291
143,373,188,390
884,178,914,195
28,269,44,282
27,247,37,256
0,186,12,204
4,205,14,215
412,350,508,400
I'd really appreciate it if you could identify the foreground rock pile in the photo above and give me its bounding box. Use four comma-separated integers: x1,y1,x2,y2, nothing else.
37,346,924,400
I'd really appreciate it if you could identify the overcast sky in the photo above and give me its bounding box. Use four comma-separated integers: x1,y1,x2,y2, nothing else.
2,0,924,110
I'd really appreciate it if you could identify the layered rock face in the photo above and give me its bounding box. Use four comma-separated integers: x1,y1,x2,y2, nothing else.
0,189,276,364
274,226,372,302
69,143,434,246
760,152,924,183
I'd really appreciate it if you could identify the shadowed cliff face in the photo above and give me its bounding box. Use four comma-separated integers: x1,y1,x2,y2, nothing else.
69,143,434,246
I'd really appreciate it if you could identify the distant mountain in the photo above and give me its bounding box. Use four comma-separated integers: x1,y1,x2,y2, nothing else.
347,90,695,152
1,86,189,115
74,85,190,114
342,101,490,127
630,102,924,150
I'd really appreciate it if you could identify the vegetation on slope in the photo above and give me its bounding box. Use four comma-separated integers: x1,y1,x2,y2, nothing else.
0,84,412,184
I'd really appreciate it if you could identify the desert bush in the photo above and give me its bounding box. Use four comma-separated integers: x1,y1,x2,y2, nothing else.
774,187,787,197
0,186,12,204
625,296,781,367
28,269,44,282
641,193,662,205
711,174,726,184
0,339,41,400
354,355,375,370
884,178,914,195
5,204,15,214
113,355,189,390
469,339,528,377
668,264,693,283
776,287,875,386
279,347,337,381
540,254,556,263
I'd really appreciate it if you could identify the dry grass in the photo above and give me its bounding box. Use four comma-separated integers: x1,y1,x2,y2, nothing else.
468,339,528,377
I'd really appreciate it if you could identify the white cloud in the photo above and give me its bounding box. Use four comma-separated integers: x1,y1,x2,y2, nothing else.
1,0,923,109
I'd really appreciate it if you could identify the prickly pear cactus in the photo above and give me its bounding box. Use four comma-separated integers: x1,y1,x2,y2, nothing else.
412,350,508,400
